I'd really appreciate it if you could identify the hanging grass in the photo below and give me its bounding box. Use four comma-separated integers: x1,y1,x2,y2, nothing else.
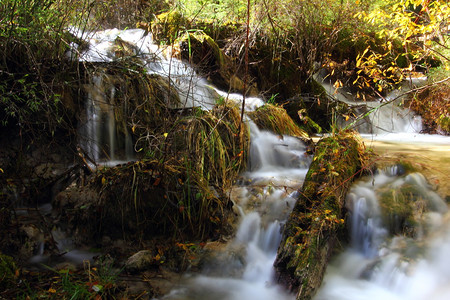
170,103,248,189
57,102,249,242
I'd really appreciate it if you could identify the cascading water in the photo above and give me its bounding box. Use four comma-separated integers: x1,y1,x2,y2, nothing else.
71,29,312,299
71,28,222,164
69,27,450,300
78,73,135,163
307,73,450,300
162,122,311,300
314,167,450,300
315,74,424,135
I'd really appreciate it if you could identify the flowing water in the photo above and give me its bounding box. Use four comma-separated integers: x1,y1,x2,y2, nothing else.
315,73,450,300
314,162,450,300
161,121,311,300
70,28,450,299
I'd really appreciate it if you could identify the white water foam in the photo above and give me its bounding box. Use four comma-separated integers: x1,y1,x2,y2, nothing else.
315,169,450,300
161,124,311,300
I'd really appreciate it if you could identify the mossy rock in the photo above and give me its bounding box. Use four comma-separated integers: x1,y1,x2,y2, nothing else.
54,103,248,244
376,171,448,237
54,160,234,243
175,30,257,95
151,11,188,42
378,184,417,236
247,103,310,139
175,31,226,85
283,86,350,135
274,131,368,300
192,20,243,47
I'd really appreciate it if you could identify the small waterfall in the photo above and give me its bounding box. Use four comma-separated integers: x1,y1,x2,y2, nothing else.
162,126,311,300
347,185,386,257
72,28,239,164
78,73,134,163
70,28,313,300
315,74,425,135
314,168,450,300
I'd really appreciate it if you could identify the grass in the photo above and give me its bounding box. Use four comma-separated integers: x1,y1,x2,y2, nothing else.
0,256,124,299
247,103,310,139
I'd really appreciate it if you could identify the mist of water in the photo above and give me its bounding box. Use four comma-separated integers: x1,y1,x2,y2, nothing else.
315,169,450,300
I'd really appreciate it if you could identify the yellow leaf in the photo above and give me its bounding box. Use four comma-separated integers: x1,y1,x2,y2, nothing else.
378,85,383,92
163,132,168,138
48,288,56,293
101,177,106,185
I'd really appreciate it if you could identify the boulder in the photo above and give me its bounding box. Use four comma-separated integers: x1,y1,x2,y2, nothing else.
274,132,367,300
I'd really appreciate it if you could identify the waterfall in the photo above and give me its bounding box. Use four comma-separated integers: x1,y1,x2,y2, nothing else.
69,28,450,300
314,169,450,300
71,28,222,164
162,125,311,300
71,28,312,299
78,72,134,164
315,74,424,135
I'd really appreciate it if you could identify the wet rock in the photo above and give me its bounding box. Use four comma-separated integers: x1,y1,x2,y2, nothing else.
274,133,367,300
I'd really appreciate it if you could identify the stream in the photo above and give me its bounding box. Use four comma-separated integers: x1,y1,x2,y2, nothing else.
315,135,450,300
159,134,449,300
160,121,311,300
68,28,450,299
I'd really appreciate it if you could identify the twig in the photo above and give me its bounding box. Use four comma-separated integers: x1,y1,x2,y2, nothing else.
238,0,251,136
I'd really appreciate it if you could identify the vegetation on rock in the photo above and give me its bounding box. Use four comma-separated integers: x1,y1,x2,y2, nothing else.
408,79,450,134
274,131,369,300
247,103,310,139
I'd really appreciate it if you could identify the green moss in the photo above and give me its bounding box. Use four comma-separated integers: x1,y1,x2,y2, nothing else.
378,185,415,235
274,131,369,299
438,115,450,133
152,11,188,42
247,104,310,139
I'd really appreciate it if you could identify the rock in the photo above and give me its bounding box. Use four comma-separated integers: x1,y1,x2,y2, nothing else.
125,250,157,272
274,132,367,300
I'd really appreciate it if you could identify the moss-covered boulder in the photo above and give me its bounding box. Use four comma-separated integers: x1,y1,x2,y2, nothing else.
375,169,448,237
247,103,310,140
282,80,357,135
274,131,368,300
151,11,188,43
